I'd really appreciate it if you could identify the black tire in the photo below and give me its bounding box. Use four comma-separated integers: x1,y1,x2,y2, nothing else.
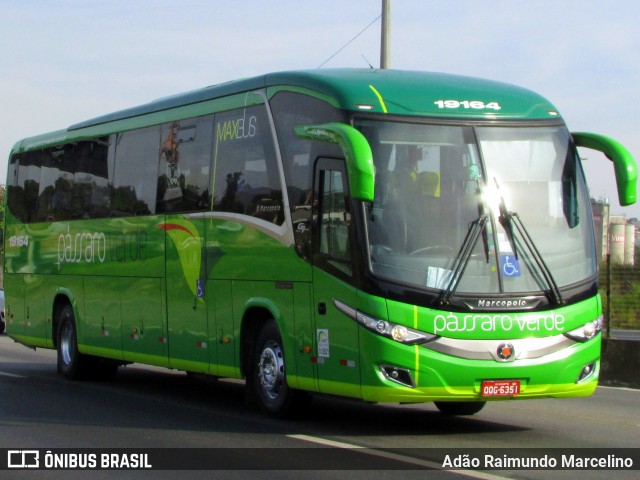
57,305,89,380
251,320,309,418
434,401,486,416
56,305,119,381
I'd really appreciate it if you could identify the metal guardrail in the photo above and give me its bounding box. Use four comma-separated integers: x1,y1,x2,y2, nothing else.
607,329,640,341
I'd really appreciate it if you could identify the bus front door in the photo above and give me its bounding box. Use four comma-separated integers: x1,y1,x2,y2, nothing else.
312,159,362,399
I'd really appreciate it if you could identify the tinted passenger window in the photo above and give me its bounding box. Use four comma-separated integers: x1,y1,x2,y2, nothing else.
212,105,283,225
113,126,160,215
269,91,345,257
7,137,111,223
157,116,213,213
270,92,344,208
8,152,40,223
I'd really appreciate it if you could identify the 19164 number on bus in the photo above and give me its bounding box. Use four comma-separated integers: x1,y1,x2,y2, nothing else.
434,100,501,110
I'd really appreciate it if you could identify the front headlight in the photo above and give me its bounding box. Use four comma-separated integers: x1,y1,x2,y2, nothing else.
563,316,603,342
333,299,437,345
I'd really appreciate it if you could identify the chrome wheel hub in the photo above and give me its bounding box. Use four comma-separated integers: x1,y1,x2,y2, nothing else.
59,322,73,366
258,340,284,400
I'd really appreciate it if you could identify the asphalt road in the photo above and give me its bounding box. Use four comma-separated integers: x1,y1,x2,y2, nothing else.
0,335,638,480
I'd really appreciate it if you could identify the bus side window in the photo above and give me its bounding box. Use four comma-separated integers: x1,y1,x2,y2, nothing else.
315,161,353,278
269,91,346,259
112,126,160,216
8,153,39,223
211,105,284,225
7,138,112,223
156,116,213,213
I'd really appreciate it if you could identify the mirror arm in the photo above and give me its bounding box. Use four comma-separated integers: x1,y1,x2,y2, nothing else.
572,132,637,206
295,123,375,202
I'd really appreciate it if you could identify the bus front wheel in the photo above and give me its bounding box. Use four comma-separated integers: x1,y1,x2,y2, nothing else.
251,320,309,418
434,401,486,416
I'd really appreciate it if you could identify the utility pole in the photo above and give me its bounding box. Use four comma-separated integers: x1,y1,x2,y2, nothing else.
380,0,391,69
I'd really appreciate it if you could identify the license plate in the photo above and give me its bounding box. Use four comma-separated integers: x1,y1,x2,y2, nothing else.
481,380,521,397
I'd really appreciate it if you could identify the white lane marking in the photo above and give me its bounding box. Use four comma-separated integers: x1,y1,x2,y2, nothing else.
288,434,365,449
288,434,509,480
0,371,26,378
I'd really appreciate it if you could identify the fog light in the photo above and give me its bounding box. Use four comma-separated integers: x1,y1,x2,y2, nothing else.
576,361,597,383
380,365,415,388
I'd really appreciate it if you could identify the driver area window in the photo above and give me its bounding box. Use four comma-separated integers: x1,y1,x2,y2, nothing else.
317,165,352,277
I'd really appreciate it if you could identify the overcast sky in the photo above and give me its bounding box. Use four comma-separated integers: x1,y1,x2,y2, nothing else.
2,0,639,217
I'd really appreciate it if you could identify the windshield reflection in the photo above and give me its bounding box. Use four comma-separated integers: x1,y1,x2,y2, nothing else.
358,120,596,296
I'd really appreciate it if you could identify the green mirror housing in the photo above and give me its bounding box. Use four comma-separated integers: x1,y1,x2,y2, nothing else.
572,132,638,206
294,122,375,202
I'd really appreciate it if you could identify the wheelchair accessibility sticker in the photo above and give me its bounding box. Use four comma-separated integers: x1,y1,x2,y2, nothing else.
501,255,521,277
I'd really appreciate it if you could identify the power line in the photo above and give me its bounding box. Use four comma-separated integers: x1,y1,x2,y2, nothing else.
318,15,381,69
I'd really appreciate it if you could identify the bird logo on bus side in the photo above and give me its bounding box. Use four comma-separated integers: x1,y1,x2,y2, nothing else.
158,219,203,302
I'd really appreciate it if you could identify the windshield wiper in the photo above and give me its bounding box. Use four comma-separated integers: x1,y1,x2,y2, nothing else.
438,214,488,306
509,212,564,305
495,178,519,261
493,178,564,306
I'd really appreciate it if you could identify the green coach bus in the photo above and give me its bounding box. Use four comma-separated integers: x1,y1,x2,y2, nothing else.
3,69,637,417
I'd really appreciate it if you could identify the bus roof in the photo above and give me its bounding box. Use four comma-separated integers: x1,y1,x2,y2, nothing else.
16,69,561,152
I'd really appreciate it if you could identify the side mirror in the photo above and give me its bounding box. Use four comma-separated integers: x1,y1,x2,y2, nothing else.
572,132,637,206
295,123,375,202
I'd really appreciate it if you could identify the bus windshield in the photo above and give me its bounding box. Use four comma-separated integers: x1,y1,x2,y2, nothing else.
358,119,596,295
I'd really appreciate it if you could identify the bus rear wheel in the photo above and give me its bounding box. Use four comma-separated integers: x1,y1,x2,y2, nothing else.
56,305,118,381
434,401,486,416
251,320,309,418
57,305,89,380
